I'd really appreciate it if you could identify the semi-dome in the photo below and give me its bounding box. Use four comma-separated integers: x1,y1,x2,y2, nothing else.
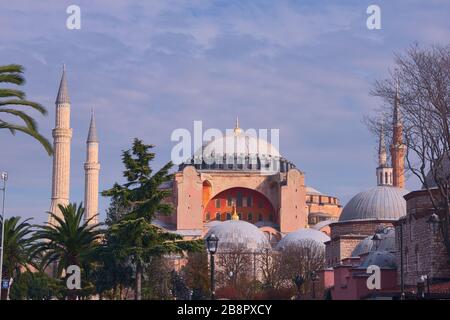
306,186,322,195
205,220,270,253
339,186,408,222
276,228,330,251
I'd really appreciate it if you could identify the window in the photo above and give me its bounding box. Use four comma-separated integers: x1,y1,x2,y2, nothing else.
269,214,273,222
258,199,264,208
227,196,233,206
247,196,253,207
236,191,243,207
206,212,210,221
216,212,221,221
258,213,263,222
238,213,242,220
226,212,231,220
215,199,221,208
248,212,253,222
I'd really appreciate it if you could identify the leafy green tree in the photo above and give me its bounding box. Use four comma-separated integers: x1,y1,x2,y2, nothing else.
9,271,63,300
0,64,52,154
102,138,204,300
31,203,103,299
102,138,173,222
109,218,203,300
0,216,34,300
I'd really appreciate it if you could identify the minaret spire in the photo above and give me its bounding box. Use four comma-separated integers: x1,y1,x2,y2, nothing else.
49,65,73,223
390,77,406,188
376,122,392,186
84,109,100,225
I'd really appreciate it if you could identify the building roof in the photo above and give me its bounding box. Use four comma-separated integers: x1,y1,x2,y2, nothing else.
312,219,335,231
306,186,322,195
205,220,270,253
56,64,70,104
358,250,397,269
351,227,395,257
276,228,330,251
87,110,98,143
339,186,408,222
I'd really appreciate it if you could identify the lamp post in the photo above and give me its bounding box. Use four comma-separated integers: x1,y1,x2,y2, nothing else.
310,271,319,299
206,233,219,300
0,171,8,300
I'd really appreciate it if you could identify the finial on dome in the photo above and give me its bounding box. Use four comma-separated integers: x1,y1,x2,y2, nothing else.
234,116,242,135
231,204,239,220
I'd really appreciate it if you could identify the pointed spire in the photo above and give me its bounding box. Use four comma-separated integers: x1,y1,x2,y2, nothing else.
56,64,70,104
233,116,242,135
87,108,98,143
393,77,401,126
378,122,387,167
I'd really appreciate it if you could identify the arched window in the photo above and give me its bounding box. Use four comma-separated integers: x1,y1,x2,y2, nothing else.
205,212,210,221
248,212,253,222
226,212,231,220
269,214,274,222
216,212,221,221
258,213,263,222
215,199,221,208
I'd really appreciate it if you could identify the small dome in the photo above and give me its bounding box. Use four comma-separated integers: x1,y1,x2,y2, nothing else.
205,220,222,228
205,220,270,253
276,228,330,251
423,154,450,189
339,186,408,222
351,237,374,257
351,227,396,257
359,250,397,269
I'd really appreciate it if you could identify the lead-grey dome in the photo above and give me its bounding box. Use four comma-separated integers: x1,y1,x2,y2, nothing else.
205,220,270,253
276,228,330,251
358,250,397,269
339,186,408,222
351,227,396,257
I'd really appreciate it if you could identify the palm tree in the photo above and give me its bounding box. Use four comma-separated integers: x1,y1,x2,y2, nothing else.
0,216,34,300
31,203,103,278
0,64,52,155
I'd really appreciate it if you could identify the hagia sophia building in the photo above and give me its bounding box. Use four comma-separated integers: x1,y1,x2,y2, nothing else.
47,66,450,298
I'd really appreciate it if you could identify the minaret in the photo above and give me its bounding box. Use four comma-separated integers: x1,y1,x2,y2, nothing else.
49,65,73,223
376,124,393,186
390,80,406,188
84,109,100,224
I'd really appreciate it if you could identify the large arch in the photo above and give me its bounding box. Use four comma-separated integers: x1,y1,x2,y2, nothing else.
203,187,278,225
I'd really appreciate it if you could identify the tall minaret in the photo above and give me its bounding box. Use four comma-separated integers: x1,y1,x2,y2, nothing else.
49,65,73,223
390,80,406,188
84,109,100,224
376,124,393,186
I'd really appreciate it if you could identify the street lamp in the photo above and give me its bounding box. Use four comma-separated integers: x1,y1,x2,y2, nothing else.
293,274,305,300
0,171,8,300
427,213,440,235
371,233,383,250
310,271,319,299
206,233,219,300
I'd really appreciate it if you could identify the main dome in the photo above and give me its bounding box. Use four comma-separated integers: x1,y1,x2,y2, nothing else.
179,124,296,172
339,186,408,222
205,220,270,253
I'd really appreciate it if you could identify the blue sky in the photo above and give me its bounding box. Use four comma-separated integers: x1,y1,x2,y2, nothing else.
1,0,449,224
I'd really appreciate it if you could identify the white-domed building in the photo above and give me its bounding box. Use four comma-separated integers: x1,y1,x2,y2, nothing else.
156,119,341,245
325,121,408,267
